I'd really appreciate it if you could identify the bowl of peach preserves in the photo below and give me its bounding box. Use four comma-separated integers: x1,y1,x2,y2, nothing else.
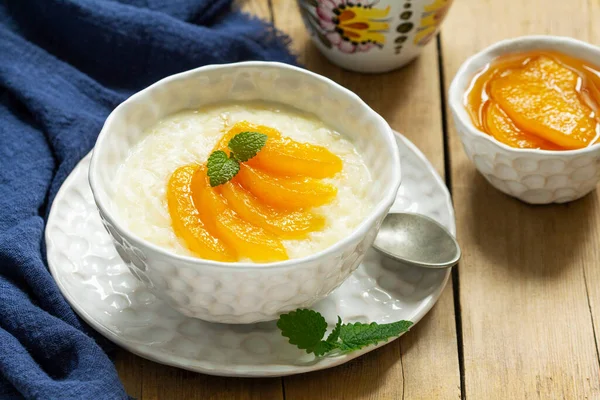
449,36,600,204
89,62,401,324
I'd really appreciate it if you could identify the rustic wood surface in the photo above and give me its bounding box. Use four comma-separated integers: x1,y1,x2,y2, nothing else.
114,0,600,398
441,1,600,399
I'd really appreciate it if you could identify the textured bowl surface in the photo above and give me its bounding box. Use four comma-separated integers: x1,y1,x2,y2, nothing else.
449,36,600,204
89,62,401,323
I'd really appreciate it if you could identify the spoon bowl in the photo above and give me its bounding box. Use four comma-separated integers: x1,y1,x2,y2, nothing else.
373,212,461,269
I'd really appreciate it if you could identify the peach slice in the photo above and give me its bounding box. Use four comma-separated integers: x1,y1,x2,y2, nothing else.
248,136,343,178
216,121,343,178
490,56,599,149
518,56,581,99
215,121,281,153
166,165,235,261
191,166,288,262
213,121,339,209
485,102,562,150
233,164,337,210
219,180,326,239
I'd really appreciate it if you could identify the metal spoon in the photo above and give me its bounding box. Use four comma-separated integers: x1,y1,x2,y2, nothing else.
372,212,461,269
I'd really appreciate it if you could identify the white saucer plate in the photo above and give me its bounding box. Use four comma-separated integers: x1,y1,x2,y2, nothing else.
46,132,455,377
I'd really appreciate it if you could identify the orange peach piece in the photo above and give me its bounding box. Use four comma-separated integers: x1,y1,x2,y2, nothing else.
214,121,281,153
465,53,535,131
216,121,342,178
166,165,235,261
247,136,343,178
234,164,337,210
191,166,288,262
490,56,599,149
485,102,563,150
219,180,326,239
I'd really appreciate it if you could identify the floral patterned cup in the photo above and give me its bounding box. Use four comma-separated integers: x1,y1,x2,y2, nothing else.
298,0,453,73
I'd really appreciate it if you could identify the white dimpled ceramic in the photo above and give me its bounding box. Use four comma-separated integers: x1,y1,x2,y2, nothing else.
449,36,600,204
46,132,454,377
88,62,401,323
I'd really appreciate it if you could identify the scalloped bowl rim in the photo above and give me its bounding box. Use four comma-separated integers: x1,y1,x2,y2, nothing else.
89,61,401,271
449,35,600,157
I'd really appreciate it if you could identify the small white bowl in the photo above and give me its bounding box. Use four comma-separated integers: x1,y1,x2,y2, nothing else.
89,62,401,324
449,36,600,204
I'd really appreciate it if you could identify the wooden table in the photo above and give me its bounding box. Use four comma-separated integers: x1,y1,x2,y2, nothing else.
115,1,600,398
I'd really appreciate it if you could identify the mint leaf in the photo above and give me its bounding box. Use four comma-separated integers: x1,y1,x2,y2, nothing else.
277,309,327,354
312,317,343,356
337,320,413,352
277,311,412,357
205,131,268,187
207,150,240,187
326,316,342,344
313,340,338,356
228,131,268,162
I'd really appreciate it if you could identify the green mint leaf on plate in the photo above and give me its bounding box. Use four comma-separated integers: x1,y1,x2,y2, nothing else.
277,309,328,354
228,131,268,162
277,310,412,357
312,340,338,357
206,150,240,187
337,320,413,352
326,316,342,344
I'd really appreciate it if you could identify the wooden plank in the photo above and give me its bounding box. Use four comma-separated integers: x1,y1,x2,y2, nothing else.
114,2,283,399
117,353,282,400
140,357,282,400
440,1,600,398
581,1,600,389
270,1,461,399
114,350,143,399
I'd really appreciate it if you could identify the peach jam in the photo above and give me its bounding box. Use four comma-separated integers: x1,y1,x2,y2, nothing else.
465,51,600,150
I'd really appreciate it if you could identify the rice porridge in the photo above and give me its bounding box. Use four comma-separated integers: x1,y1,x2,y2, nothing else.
113,102,373,262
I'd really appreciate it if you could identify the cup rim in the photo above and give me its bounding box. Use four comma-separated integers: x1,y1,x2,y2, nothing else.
89,61,402,270
449,35,600,157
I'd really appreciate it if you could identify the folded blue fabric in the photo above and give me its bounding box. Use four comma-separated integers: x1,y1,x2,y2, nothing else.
0,1,296,398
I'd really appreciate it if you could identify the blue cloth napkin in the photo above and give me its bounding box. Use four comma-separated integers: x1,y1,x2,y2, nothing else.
0,1,296,398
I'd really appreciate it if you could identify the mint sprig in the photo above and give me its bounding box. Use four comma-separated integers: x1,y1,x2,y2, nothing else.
207,150,240,187
337,320,413,352
277,309,328,354
326,316,342,344
207,131,267,187
228,131,268,162
277,309,413,357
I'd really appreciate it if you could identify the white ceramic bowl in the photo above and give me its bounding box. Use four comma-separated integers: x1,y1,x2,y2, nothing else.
89,62,401,324
449,36,600,204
